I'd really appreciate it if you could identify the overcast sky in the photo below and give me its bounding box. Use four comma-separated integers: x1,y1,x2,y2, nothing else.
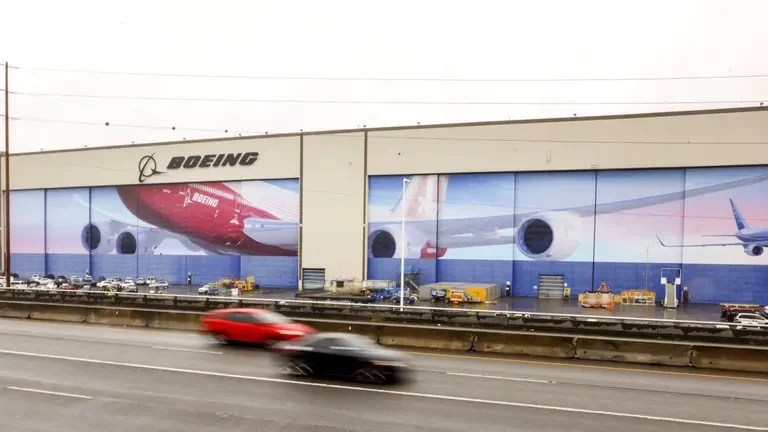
1,0,767,153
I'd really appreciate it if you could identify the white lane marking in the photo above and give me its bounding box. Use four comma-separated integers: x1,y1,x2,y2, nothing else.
151,346,223,355
0,349,765,431
446,372,553,384
6,386,92,399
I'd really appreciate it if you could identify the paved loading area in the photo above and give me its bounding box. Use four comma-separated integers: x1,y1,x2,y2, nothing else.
161,285,727,322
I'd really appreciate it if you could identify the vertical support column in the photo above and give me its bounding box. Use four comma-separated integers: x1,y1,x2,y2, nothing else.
298,134,304,291
362,131,368,281
43,189,48,275
88,187,93,277
590,171,599,291
4,63,11,287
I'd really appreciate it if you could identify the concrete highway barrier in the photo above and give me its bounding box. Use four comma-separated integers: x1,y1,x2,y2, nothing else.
690,345,768,373
574,338,692,366
5,288,768,347
86,308,149,327
1,300,768,374
473,331,576,358
377,325,474,351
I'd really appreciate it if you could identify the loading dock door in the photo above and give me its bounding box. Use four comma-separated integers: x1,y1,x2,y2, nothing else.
538,274,564,299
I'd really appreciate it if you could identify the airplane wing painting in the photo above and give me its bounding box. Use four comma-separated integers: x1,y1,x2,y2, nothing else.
368,173,768,261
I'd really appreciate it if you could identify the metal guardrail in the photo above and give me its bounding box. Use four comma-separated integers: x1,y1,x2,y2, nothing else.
1,286,767,335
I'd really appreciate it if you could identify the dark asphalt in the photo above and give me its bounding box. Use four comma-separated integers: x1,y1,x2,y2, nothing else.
1,319,767,432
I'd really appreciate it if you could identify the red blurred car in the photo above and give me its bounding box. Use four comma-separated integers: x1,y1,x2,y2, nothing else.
201,308,315,345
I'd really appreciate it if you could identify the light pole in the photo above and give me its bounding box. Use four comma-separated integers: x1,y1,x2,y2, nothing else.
399,177,410,309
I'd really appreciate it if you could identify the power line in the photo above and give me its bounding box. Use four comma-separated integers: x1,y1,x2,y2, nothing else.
16,65,768,83
9,91,766,106
6,115,768,145
10,116,257,135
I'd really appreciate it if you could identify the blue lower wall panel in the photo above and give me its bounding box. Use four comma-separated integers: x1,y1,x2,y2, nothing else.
46,254,90,278
91,254,138,279
682,264,768,305
137,255,185,284
182,256,241,285
367,258,437,284
436,259,513,287
10,253,45,277
241,256,298,288
13,252,768,304
513,261,595,297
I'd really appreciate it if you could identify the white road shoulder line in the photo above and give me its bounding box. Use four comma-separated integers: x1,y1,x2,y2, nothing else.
6,386,92,399
446,372,553,384
0,348,765,431
151,346,223,355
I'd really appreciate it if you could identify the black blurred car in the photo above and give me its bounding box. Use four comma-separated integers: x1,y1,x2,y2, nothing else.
272,333,410,384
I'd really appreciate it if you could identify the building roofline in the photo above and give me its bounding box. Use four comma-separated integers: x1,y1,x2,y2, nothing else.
7,105,768,157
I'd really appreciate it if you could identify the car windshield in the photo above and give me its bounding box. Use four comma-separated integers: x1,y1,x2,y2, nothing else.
256,311,293,324
326,334,378,350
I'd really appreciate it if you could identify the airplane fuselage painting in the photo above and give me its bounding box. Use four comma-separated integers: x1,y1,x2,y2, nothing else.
78,181,300,256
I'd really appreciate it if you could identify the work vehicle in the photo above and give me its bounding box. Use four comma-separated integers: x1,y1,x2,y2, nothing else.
201,308,314,345
272,333,410,384
389,293,417,304
721,304,768,321
448,290,481,304
217,276,257,292
733,313,768,330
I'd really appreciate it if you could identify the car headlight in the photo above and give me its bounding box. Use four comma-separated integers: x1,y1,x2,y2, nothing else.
277,330,305,336
372,361,407,368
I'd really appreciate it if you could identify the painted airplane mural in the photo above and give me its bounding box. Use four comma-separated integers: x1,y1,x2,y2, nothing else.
657,199,768,257
73,174,768,259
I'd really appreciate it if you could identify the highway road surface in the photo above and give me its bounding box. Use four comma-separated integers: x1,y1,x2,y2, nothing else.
1,319,767,432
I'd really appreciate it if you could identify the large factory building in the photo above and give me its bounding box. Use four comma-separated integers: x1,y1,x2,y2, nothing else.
2,106,768,304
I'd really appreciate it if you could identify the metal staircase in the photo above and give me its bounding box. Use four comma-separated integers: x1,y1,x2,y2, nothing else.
537,274,564,299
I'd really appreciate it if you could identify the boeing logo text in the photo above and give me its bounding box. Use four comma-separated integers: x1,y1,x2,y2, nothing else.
191,192,219,208
167,152,259,170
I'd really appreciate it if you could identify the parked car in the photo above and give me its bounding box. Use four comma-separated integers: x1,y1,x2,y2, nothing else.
272,333,411,384
148,280,169,293
733,313,768,330
120,278,136,292
28,275,54,287
97,278,121,289
198,284,220,296
201,308,315,345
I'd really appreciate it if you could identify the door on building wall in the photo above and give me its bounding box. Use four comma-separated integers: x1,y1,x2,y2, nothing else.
537,274,565,299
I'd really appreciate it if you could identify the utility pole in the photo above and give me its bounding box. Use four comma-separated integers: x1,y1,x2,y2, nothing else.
4,62,10,289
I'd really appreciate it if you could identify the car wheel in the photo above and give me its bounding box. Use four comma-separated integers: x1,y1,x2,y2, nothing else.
354,367,388,384
280,361,313,376
211,333,230,344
